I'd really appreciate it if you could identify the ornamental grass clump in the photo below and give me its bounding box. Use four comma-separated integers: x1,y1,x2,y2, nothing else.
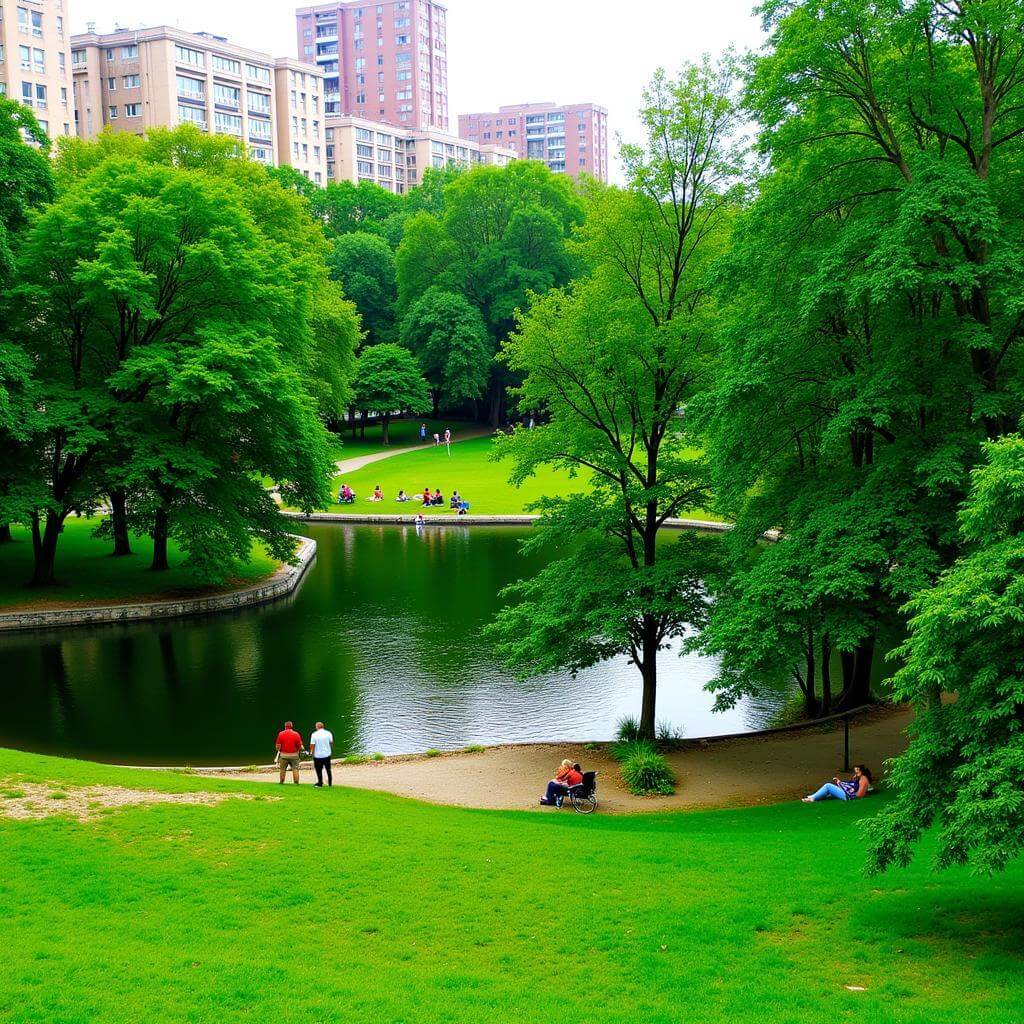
616,741,677,797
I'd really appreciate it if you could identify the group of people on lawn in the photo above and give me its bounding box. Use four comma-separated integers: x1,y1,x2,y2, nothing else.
337,483,470,514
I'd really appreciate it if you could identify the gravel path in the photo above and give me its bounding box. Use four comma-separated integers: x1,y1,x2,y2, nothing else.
333,427,493,475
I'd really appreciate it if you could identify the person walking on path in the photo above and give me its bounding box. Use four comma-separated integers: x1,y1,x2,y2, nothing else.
420,422,427,443
309,721,334,788
276,721,304,784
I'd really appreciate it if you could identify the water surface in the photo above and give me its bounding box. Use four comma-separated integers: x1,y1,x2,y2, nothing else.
0,524,787,765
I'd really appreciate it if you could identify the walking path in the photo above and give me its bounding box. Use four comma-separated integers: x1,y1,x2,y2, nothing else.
205,704,911,814
333,426,493,475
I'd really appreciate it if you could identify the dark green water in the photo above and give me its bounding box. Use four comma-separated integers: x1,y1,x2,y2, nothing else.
0,524,786,765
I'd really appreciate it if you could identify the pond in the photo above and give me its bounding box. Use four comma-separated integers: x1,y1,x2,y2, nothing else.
0,524,789,766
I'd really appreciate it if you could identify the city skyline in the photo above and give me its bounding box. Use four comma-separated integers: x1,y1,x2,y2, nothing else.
68,0,767,181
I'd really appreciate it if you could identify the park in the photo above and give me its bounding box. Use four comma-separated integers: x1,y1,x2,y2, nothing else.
2,2,1024,1022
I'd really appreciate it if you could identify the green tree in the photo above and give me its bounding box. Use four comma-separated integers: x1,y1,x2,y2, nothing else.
400,287,491,415
312,179,403,238
11,143,333,584
352,343,431,446
866,435,1024,874
488,60,741,738
327,231,397,346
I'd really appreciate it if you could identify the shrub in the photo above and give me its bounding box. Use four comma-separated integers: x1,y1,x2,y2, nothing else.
425,748,441,758
615,716,641,743
620,747,676,796
656,719,685,743
609,737,657,764
342,753,367,765
371,752,384,761
464,744,484,753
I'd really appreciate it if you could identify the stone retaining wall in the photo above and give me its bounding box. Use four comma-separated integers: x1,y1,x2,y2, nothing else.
0,535,316,634
283,511,738,532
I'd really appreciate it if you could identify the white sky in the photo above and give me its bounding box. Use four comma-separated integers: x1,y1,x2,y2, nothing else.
71,0,766,182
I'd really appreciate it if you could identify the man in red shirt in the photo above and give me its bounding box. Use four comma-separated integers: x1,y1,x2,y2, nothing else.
276,721,304,784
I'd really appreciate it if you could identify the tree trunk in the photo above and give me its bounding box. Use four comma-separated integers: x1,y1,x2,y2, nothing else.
359,410,367,439
0,523,11,544
348,405,357,438
30,510,63,586
638,614,659,740
109,488,132,557
802,625,817,717
820,634,832,716
150,507,170,572
381,413,391,446
837,636,874,710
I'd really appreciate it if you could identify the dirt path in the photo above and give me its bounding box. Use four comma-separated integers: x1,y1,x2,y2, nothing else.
334,427,493,475
206,706,912,814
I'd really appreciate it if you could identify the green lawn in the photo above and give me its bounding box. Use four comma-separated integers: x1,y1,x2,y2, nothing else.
330,418,476,459
329,435,584,515
0,518,278,610
1,748,1021,1023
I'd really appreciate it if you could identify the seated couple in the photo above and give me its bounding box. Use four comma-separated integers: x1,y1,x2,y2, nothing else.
421,488,445,507
337,484,356,504
802,764,873,802
540,759,583,807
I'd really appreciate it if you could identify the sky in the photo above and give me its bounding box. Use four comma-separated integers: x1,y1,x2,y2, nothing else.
71,0,767,181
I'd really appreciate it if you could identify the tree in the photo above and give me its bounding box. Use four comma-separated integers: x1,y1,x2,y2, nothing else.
327,231,397,345
697,0,1024,713
11,132,335,584
488,60,741,738
352,343,431,446
312,179,404,239
0,99,53,544
395,161,584,425
400,287,491,414
866,435,1024,874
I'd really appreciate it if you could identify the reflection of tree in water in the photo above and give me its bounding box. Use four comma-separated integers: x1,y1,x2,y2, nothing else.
40,641,78,729
158,631,179,691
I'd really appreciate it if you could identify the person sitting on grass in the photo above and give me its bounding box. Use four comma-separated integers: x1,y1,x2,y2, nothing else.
338,484,355,504
431,488,444,506
397,489,410,503
802,764,873,803
370,485,384,502
457,499,469,516
450,490,461,509
421,487,432,507
540,759,583,808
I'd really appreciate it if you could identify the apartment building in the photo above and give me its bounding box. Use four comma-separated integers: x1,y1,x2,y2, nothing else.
274,57,326,184
459,101,609,182
296,0,448,130
325,113,512,193
0,0,75,140
70,26,326,180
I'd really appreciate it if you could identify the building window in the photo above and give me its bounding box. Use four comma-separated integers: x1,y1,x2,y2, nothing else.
122,45,138,59
177,75,204,100
214,84,240,108
176,45,205,67
108,104,118,119
177,104,206,128
107,77,116,90
213,111,242,135
123,74,140,88
245,63,270,83
212,55,241,75
248,91,271,115
125,103,141,117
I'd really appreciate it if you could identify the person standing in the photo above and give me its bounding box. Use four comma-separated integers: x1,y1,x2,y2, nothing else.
309,721,334,788
276,721,304,784
420,422,427,443
444,428,451,445
433,431,440,446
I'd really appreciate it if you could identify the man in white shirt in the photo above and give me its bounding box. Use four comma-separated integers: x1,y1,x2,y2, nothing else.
308,721,334,788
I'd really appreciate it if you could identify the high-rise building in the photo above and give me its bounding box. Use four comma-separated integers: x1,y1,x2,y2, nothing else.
296,1,448,130
70,26,325,180
459,101,609,182
0,0,76,141
325,113,513,193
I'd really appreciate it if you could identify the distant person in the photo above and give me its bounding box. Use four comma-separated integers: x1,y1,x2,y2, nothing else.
528,416,535,430
433,432,440,446
540,759,583,808
276,721,304,785
431,488,444,506
421,487,432,507
450,490,461,509
420,422,427,443
397,489,410,503
444,428,451,445
414,513,426,527
371,485,384,502
339,484,355,504
457,499,469,516
802,764,873,803
309,721,334,788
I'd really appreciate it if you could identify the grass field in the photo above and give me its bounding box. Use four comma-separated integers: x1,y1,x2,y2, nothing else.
1,748,1021,1023
330,418,473,459
329,436,585,515
0,518,278,610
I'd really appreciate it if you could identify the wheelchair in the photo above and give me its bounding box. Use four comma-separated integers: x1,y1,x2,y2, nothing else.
565,771,598,814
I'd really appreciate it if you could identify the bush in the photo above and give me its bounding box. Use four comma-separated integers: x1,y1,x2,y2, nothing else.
464,744,484,753
425,748,441,758
371,752,384,761
609,737,657,764
656,719,685,743
342,753,367,765
615,716,641,743
620,746,676,796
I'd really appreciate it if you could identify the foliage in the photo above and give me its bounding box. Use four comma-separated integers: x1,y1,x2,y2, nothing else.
327,231,397,346
352,343,431,445
615,716,642,744
619,744,677,796
400,287,491,411
866,435,1024,874
489,59,741,736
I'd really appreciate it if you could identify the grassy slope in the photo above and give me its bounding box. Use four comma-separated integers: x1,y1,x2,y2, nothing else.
330,436,720,519
2,749,1021,1023
0,518,278,610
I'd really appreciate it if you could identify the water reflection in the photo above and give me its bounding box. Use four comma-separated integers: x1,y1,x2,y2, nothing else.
0,524,790,765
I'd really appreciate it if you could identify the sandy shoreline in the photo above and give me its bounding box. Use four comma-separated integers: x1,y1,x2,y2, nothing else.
199,704,911,815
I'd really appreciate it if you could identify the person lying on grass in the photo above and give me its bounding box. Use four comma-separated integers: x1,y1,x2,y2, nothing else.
397,490,410,502
802,764,872,803
540,759,583,808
